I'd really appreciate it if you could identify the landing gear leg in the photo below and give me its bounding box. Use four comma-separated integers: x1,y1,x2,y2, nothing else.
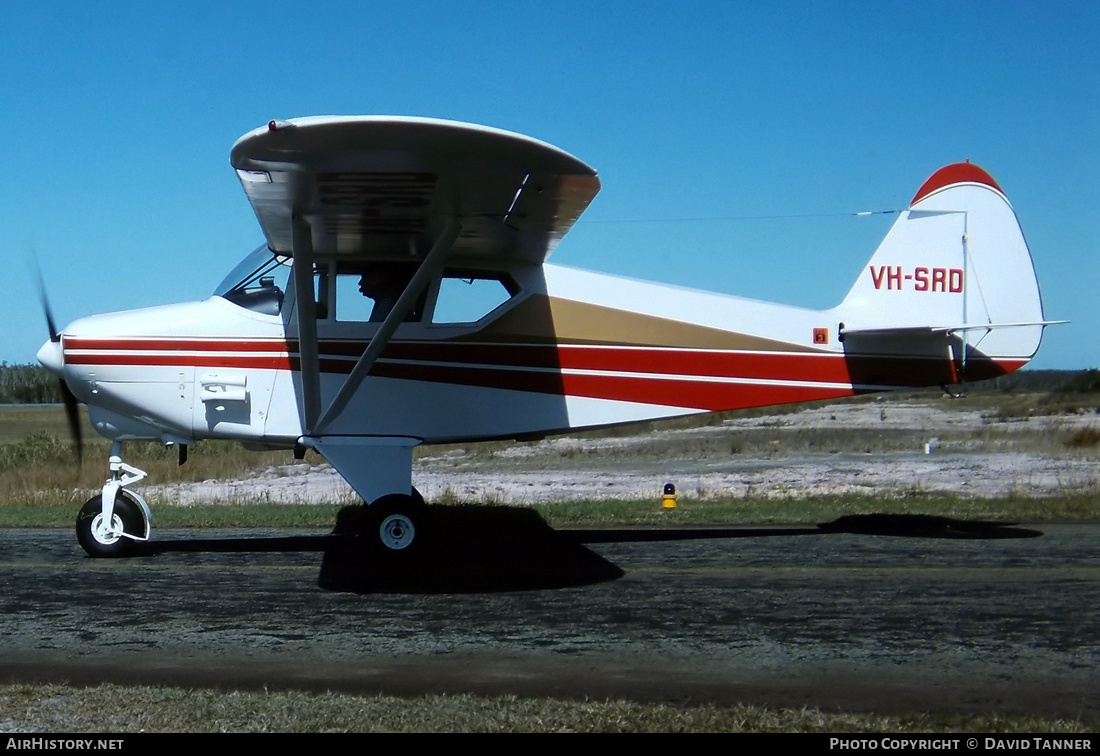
76,441,153,558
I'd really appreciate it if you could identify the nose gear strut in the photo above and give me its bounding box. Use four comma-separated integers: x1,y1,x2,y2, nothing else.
76,441,153,558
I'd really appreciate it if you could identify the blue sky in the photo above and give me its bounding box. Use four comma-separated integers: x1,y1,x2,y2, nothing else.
3,1,1096,369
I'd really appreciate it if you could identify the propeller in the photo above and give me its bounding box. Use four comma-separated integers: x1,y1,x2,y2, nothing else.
33,260,83,464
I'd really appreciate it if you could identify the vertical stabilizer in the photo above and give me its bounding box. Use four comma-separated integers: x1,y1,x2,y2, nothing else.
836,163,1045,371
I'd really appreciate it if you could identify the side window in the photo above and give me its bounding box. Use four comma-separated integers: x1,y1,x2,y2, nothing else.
432,273,517,324
334,273,374,322
334,263,424,323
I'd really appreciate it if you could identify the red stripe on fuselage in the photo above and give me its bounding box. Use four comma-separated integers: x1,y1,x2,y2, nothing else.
64,337,295,353
61,337,1027,410
64,352,295,370
368,360,856,411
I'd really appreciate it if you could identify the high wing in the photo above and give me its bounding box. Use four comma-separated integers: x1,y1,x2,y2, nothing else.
230,116,600,264
231,116,600,441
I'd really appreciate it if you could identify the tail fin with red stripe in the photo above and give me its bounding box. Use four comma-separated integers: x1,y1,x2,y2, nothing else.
835,162,1056,380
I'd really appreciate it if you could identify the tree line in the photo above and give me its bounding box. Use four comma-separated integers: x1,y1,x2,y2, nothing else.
0,363,63,404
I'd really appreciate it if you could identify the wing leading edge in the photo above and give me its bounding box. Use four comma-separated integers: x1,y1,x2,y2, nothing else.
230,116,600,265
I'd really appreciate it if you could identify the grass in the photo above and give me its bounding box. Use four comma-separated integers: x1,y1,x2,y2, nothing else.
0,683,1092,733
0,501,345,528
1065,427,1100,449
532,492,1100,528
2,494,1097,530
0,406,310,515
0,405,95,445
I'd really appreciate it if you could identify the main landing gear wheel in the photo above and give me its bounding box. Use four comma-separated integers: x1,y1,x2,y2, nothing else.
76,493,143,558
364,490,429,557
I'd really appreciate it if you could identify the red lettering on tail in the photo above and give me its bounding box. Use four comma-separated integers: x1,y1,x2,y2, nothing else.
870,265,964,292
887,266,902,290
870,265,887,290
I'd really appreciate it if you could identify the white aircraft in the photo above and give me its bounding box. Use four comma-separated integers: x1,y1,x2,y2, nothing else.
36,116,1058,558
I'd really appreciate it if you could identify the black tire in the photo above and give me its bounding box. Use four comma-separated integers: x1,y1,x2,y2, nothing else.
364,493,429,556
76,493,145,558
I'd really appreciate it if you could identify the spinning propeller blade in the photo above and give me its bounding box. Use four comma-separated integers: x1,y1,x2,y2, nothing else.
33,258,83,463
59,381,83,465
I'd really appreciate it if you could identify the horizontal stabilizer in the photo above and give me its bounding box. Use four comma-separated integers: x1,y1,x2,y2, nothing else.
840,320,1067,339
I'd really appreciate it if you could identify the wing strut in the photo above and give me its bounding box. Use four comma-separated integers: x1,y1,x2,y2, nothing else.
313,217,462,435
291,215,322,434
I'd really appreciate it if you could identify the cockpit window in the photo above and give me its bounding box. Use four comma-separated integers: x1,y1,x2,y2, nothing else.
216,245,291,315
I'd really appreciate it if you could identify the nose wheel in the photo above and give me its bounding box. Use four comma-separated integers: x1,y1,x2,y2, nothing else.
76,492,147,558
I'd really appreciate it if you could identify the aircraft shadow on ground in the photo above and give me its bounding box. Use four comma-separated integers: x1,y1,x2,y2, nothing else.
133,508,1042,594
319,505,625,593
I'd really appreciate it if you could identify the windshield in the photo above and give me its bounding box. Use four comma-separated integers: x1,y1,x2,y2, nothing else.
214,244,291,295
216,245,291,315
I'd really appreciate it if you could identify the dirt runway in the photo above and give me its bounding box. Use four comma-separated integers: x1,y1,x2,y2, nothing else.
0,513,1096,722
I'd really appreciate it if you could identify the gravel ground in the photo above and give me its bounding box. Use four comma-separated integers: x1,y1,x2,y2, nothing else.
147,400,1100,505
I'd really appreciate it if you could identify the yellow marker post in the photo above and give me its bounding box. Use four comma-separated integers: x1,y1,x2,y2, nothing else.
661,482,678,509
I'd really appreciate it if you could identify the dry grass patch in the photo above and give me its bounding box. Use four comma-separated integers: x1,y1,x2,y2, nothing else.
1065,427,1100,450
0,684,1091,733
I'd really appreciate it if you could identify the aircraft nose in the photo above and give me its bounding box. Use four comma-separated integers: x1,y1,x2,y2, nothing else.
36,338,63,376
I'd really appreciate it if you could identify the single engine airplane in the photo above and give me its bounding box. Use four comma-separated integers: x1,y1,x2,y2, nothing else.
35,116,1059,558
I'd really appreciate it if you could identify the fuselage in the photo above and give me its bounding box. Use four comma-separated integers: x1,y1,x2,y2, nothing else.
37,253,1026,449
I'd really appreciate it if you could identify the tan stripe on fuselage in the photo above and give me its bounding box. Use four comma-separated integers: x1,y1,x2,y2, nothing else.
466,294,819,352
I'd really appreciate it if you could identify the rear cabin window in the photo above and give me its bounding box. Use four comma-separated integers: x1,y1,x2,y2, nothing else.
431,273,518,324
